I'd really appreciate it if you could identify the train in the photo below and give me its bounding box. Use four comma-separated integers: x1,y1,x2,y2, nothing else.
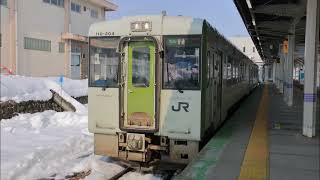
88,14,259,164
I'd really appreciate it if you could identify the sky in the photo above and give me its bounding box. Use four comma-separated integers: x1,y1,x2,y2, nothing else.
107,0,249,38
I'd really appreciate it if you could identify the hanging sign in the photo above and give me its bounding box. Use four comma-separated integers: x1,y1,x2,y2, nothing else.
282,40,288,54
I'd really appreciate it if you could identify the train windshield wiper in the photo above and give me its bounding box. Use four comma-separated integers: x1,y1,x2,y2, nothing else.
174,81,184,93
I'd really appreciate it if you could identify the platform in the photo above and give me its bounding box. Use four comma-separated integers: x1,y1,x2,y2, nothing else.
175,84,320,180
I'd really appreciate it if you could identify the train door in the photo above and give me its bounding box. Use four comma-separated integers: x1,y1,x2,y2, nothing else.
125,41,156,130
214,51,222,124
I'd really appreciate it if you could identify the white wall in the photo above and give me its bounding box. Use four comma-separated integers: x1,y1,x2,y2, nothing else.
1,0,108,77
70,0,105,36
0,5,10,71
16,0,106,77
229,36,263,64
17,0,65,76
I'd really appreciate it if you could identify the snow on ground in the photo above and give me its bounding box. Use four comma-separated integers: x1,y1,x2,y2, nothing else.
1,110,91,179
1,110,160,180
1,75,160,180
0,75,88,102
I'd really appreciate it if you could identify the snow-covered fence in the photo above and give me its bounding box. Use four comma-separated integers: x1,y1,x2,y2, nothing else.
0,99,63,120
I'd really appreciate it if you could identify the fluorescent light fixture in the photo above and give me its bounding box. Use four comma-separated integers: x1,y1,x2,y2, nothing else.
252,19,256,26
246,0,253,9
270,44,273,49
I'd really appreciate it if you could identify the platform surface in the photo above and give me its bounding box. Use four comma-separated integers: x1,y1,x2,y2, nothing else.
175,84,320,180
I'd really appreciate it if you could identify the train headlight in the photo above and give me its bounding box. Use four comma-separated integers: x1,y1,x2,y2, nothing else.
130,21,152,32
143,22,151,30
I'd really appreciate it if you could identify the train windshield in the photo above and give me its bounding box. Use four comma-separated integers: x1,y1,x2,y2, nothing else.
89,37,120,87
163,36,201,90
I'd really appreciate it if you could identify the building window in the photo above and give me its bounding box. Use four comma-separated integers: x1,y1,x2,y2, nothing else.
43,0,64,8
0,0,7,6
24,37,51,52
91,9,98,18
59,42,65,53
253,47,255,52
242,46,246,52
71,2,81,13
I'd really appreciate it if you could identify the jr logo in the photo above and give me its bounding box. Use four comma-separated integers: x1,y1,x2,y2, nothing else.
172,102,189,112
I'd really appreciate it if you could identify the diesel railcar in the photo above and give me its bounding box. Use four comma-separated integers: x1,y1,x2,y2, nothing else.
88,15,259,164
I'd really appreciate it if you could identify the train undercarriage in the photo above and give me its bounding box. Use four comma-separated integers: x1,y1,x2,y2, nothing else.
94,133,199,164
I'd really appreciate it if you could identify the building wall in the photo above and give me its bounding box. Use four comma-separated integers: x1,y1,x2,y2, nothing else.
229,36,264,81
70,0,105,36
0,5,10,71
1,0,110,78
17,0,65,76
229,36,263,64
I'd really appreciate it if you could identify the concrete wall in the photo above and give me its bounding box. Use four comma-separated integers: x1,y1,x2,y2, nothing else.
17,0,65,76
0,5,10,71
70,0,105,36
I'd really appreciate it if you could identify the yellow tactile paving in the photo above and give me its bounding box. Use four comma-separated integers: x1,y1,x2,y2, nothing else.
238,85,269,180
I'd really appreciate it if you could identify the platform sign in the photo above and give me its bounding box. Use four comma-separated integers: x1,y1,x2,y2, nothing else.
282,40,288,54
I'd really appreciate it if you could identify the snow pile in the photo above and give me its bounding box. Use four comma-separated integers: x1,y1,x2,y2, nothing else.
1,111,161,180
1,75,160,179
1,111,126,180
0,76,52,102
1,111,91,179
0,75,87,113
46,77,88,97
44,80,87,114
0,75,88,102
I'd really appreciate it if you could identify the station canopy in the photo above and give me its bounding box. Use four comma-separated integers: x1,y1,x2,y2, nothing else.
233,0,319,65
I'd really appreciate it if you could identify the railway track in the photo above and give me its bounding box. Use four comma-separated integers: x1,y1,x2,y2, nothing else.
107,160,185,180
108,167,134,180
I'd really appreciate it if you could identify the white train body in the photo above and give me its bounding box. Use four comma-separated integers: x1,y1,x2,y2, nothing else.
88,15,258,163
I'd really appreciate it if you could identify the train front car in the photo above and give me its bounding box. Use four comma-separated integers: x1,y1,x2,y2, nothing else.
88,15,204,164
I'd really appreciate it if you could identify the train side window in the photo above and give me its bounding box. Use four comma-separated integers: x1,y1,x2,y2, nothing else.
132,47,150,87
89,37,120,87
211,52,214,79
227,56,232,86
207,51,210,81
232,59,236,79
163,36,201,90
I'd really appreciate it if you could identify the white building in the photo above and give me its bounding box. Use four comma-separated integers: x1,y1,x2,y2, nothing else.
0,0,117,79
229,36,265,82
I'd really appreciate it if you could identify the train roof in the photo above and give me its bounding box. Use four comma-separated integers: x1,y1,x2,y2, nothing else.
89,15,204,37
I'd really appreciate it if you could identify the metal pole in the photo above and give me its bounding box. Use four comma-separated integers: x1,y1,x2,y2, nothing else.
283,53,288,99
279,55,284,93
287,34,295,106
273,62,276,83
303,0,319,137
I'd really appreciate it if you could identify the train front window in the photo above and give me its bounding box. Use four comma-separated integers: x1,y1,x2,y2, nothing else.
163,36,201,89
132,47,150,87
89,37,119,87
